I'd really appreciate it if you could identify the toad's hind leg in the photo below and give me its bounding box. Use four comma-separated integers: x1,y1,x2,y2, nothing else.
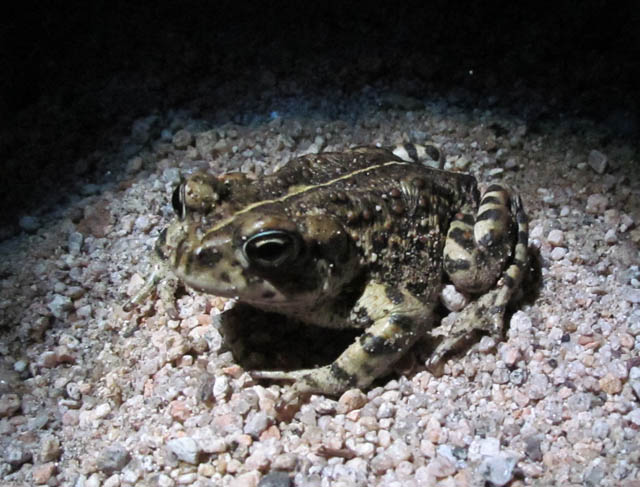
431,185,528,366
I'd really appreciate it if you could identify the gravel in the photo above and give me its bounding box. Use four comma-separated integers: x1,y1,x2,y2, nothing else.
0,49,639,487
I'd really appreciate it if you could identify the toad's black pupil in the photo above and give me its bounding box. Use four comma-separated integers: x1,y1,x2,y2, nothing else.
249,239,288,262
244,231,299,267
171,184,184,218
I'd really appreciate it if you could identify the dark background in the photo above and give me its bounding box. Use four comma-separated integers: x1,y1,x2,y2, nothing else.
1,1,639,233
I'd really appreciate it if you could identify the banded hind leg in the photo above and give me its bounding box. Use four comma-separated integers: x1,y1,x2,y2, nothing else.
429,184,528,365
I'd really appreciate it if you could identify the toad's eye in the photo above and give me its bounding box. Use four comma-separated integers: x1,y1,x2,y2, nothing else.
171,183,185,219
243,230,301,268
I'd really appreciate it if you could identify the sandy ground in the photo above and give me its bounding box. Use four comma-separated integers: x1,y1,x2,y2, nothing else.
1,79,640,487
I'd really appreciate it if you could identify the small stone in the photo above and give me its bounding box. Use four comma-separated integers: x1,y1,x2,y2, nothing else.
441,284,468,312
604,229,617,244
625,408,640,426
585,194,608,214
588,150,608,174
97,444,131,474
258,471,292,487
40,434,61,462
524,435,543,461
583,461,605,487
68,231,84,253
529,373,550,400
169,400,191,422
213,375,231,401
509,311,533,333
229,471,260,487
271,453,297,471
166,437,202,464
19,215,40,232
244,411,271,439
426,455,457,478
547,229,564,247
0,393,21,417
93,402,112,419
477,335,496,353
566,392,593,412
5,443,32,466
198,435,227,454
549,247,567,261
479,455,517,487
386,440,412,465
624,288,640,304
32,462,57,484
500,345,521,367
172,129,193,149
134,215,154,233
195,130,219,159
591,419,610,439
599,373,623,394
47,294,73,319
338,389,368,412
126,156,144,173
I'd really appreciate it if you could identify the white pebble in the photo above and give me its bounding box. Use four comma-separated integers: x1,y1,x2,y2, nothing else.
604,229,617,244
440,284,468,312
166,437,202,464
479,455,517,486
547,229,564,247
550,247,567,260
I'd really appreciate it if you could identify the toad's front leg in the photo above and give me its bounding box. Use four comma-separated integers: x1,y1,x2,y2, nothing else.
251,283,435,412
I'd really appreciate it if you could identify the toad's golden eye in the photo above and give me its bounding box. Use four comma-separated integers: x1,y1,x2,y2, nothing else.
243,230,301,268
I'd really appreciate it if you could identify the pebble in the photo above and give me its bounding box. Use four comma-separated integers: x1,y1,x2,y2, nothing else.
509,311,533,333
0,393,21,417
588,150,608,174
5,443,32,466
338,389,368,412
604,228,617,244
19,215,40,232
47,294,73,319
126,156,144,173
32,462,57,484
40,434,61,462
166,437,202,464
625,408,640,426
230,471,260,487
258,471,293,487
68,231,84,253
585,194,608,214
441,284,468,311
583,461,605,487
529,373,551,399
426,455,457,478
134,215,154,233
213,375,231,401
591,419,610,439
479,455,517,487
500,345,521,366
195,130,219,158
599,373,623,394
549,247,567,260
524,435,543,461
546,229,564,247
172,129,193,149
244,411,271,439
97,444,131,474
